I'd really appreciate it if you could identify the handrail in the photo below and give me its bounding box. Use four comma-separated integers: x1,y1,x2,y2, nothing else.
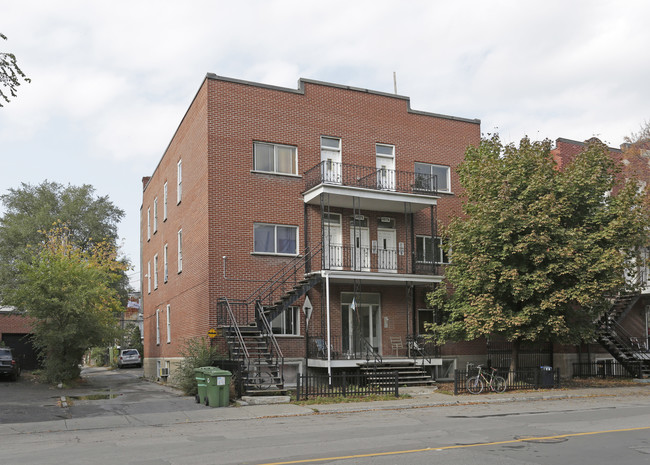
255,301,285,384
219,298,250,364
608,320,650,360
407,335,433,365
361,336,383,366
245,243,323,306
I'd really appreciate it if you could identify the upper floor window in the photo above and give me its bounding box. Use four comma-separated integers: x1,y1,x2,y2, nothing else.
254,142,297,175
166,304,171,344
163,243,168,283
177,229,183,273
147,261,151,294
156,309,160,345
147,207,151,241
163,182,168,221
177,160,182,205
153,197,158,233
416,236,449,264
153,253,159,289
254,223,298,255
414,163,450,193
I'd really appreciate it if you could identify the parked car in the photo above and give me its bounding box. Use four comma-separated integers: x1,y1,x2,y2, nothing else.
0,347,21,381
117,349,142,368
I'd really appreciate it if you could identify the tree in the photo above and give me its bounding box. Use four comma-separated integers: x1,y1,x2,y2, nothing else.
1,33,30,106
427,135,650,371
7,224,127,382
0,181,129,303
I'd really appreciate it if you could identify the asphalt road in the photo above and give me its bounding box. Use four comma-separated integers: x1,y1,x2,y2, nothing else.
1,368,649,464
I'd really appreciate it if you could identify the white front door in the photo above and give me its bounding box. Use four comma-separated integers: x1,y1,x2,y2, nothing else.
347,304,381,354
350,227,370,271
377,228,397,272
324,223,342,270
376,144,395,190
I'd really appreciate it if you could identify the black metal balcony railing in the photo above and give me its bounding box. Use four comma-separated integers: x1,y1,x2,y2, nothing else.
304,161,438,195
322,244,441,275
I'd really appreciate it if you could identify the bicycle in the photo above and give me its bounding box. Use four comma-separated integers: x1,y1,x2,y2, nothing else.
466,365,507,394
248,368,275,390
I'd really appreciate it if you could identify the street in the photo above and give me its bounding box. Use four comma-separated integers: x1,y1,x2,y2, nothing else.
1,369,649,464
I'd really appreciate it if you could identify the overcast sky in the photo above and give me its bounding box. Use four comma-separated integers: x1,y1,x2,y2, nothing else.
2,0,649,289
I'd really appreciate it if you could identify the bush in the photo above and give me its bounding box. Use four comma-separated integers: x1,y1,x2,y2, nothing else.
173,337,224,396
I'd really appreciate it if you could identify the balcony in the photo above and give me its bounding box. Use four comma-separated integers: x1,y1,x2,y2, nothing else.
303,161,439,213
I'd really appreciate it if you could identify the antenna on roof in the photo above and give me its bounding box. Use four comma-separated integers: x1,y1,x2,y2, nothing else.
393,71,397,94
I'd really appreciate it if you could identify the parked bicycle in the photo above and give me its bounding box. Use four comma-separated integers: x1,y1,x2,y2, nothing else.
249,368,275,390
467,365,507,394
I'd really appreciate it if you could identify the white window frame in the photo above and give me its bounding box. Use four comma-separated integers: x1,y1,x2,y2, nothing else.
271,306,300,336
416,235,449,264
163,243,168,283
177,229,183,273
166,304,171,344
147,261,151,294
156,309,160,345
147,207,151,241
163,181,168,221
153,253,159,289
177,159,182,205
253,223,299,256
253,142,298,175
414,162,451,193
153,197,158,233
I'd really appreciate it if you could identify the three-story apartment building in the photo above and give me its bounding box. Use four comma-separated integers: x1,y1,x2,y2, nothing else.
141,74,480,387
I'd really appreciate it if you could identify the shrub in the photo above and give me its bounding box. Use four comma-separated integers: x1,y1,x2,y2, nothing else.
173,337,223,396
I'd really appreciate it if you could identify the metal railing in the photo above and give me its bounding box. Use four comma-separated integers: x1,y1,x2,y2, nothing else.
322,243,441,275
572,360,644,379
304,161,438,195
295,371,399,400
454,367,561,395
255,300,284,383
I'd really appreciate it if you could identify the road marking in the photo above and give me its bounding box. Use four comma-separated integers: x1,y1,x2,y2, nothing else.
258,426,650,465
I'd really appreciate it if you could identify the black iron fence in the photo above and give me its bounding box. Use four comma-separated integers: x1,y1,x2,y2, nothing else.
454,367,561,395
572,360,644,379
295,371,399,400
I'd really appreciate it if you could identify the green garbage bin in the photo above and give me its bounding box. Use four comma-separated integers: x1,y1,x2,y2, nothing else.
203,367,232,407
194,367,207,404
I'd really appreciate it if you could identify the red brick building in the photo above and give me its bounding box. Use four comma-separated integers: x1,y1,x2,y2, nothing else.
141,74,480,388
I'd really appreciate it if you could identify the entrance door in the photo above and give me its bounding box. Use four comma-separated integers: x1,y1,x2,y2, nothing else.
323,214,342,270
346,304,381,355
321,137,341,184
350,227,370,271
376,144,395,190
377,228,397,272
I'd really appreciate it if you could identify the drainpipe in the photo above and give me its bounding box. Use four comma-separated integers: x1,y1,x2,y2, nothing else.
325,272,332,383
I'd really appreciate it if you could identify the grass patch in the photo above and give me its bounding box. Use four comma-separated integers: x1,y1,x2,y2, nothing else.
292,393,410,405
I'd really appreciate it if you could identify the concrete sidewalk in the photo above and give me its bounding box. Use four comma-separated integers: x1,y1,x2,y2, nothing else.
1,382,648,436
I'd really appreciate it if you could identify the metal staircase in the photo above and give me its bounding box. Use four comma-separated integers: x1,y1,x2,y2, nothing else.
217,244,324,395
596,293,650,378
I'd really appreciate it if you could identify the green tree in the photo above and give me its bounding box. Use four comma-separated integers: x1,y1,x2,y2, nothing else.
0,181,129,303
427,135,650,371
1,33,30,106
7,224,127,382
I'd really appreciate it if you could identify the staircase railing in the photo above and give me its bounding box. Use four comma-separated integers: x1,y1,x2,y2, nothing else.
246,243,323,307
606,320,650,361
255,300,284,383
218,298,250,365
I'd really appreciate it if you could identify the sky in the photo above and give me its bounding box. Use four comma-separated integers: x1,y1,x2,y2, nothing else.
2,0,649,290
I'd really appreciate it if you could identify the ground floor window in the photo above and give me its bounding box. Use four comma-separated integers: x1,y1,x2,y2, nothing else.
271,306,300,335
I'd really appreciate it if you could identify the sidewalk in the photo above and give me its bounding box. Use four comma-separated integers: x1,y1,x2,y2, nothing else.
1,381,648,436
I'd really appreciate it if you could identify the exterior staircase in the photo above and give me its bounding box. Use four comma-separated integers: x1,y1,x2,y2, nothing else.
596,293,650,378
217,244,324,396
360,360,436,386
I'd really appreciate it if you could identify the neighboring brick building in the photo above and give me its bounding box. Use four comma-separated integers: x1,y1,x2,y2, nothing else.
551,137,650,377
140,74,481,386
0,308,38,369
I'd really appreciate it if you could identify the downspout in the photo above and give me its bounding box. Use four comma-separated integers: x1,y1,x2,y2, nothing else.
325,271,332,382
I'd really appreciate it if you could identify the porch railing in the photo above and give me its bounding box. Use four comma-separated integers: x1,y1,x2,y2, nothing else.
322,244,441,275
572,360,644,379
304,161,438,195
295,371,399,400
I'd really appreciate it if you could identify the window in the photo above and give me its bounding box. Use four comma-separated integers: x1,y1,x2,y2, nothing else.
156,309,160,345
416,236,449,264
253,142,297,175
163,182,168,221
414,163,450,193
147,261,151,294
153,253,159,289
153,197,158,233
254,223,298,255
163,244,168,283
177,229,183,273
166,304,171,344
147,207,151,240
177,160,182,205
271,306,300,335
